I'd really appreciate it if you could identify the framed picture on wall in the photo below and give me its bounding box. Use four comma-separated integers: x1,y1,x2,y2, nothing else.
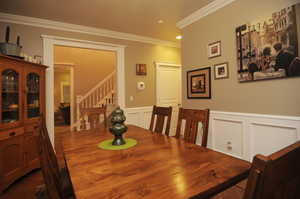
214,62,229,79
187,67,211,99
236,3,300,82
208,41,221,58
136,64,147,75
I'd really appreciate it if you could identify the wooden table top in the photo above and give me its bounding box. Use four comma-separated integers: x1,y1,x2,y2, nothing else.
63,125,250,199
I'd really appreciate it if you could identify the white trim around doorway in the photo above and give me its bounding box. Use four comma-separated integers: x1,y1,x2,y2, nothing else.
42,35,126,145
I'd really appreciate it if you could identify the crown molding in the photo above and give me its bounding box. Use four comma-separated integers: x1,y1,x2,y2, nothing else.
176,0,237,29
177,0,300,29
0,12,180,48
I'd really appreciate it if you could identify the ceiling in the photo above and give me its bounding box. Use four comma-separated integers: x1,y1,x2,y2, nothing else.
0,0,215,42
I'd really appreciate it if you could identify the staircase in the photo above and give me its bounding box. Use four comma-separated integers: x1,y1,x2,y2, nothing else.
75,70,117,130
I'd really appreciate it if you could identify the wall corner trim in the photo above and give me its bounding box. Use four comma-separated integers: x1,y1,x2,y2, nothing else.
176,0,237,29
0,12,180,48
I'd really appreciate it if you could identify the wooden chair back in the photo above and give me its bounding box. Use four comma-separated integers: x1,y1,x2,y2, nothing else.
37,117,64,199
149,105,172,136
243,141,300,199
175,108,210,146
80,106,107,130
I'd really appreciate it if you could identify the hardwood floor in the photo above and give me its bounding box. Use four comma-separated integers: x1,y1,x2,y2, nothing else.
0,125,247,199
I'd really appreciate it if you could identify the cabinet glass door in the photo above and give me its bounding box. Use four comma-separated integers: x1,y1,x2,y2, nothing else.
26,73,40,118
1,69,20,123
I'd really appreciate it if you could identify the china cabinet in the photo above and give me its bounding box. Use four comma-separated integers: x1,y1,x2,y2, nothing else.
0,54,46,193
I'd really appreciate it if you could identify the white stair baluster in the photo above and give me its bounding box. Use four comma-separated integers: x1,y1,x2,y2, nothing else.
75,71,116,130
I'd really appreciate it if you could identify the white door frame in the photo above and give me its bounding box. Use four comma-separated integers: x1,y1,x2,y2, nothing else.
54,63,75,129
155,62,182,106
42,35,126,145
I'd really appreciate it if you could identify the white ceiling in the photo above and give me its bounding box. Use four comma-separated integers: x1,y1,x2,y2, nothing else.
0,0,215,42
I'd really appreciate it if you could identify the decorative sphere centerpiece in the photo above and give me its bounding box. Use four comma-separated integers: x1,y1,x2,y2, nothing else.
109,107,128,146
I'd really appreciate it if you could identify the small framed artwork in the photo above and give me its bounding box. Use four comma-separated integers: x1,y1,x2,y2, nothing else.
187,67,211,99
136,64,147,75
214,62,229,79
208,41,221,58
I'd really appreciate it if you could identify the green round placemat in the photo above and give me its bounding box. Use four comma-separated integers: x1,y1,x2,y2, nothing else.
98,138,138,150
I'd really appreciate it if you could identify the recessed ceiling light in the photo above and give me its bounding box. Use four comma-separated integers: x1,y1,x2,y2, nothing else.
157,20,164,24
176,35,182,40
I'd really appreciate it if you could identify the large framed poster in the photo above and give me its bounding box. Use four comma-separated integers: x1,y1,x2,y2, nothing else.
236,3,300,82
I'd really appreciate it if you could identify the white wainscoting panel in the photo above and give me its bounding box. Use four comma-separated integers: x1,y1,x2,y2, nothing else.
124,107,300,162
211,118,244,159
249,122,298,159
210,111,300,161
125,106,153,129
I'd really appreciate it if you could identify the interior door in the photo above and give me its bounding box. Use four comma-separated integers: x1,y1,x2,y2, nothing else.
156,63,181,136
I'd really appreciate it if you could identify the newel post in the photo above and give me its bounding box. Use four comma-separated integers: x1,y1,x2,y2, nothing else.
76,95,83,131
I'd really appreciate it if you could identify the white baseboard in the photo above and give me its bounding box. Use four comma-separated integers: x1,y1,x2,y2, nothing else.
125,107,300,161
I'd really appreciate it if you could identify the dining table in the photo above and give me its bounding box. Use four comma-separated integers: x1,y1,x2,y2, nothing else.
63,125,251,199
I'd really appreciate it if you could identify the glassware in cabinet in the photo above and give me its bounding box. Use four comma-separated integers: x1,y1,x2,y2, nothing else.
26,73,40,118
1,69,20,123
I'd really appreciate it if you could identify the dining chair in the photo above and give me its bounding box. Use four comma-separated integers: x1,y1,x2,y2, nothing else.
149,105,172,136
37,117,75,199
242,140,300,199
175,108,210,146
80,105,107,130
211,141,300,199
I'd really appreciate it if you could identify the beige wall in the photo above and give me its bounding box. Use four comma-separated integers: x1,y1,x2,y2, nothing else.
182,0,300,116
54,46,116,96
54,70,70,110
126,45,181,107
0,22,181,108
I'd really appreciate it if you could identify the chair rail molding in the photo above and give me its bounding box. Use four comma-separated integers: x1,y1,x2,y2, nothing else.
0,12,180,48
43,35,125,145
125,106,300,162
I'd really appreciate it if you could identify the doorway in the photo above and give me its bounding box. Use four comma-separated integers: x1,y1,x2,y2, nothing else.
54,63,74,132
156,62,182,136
42,35,126,145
